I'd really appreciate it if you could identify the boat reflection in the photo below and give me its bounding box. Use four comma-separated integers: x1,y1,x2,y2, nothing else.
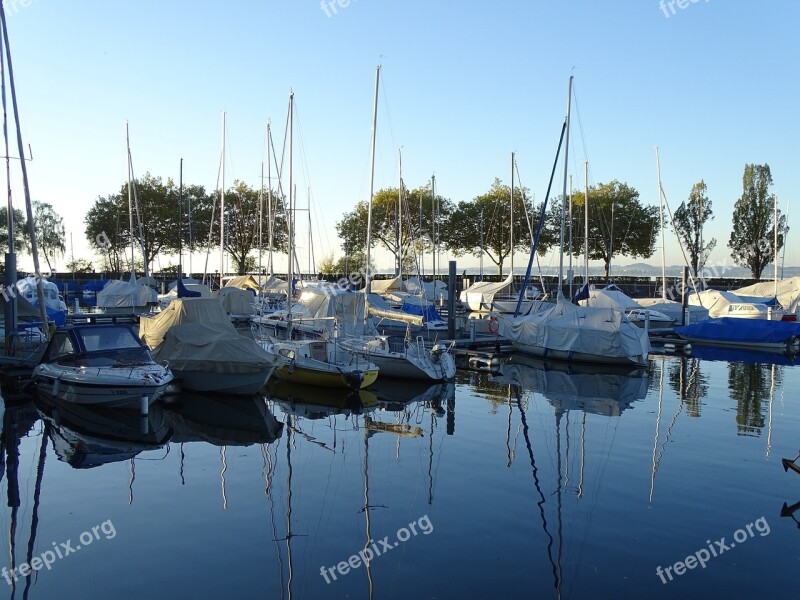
268,379,378,419
690,344,798,366
164,393,283,446
494,355,649,416
35,396,172,469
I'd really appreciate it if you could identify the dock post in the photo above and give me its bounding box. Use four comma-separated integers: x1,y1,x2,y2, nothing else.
448,261,456,340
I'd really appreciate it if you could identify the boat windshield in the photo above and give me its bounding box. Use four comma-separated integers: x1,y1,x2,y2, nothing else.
77,326,142,352
58,346,155,368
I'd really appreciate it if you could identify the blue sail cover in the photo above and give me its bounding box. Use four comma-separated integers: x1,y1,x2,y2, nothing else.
401,299,443,323
674,317,800,347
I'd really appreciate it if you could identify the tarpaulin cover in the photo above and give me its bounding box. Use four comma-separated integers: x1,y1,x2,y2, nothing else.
674,317,800,346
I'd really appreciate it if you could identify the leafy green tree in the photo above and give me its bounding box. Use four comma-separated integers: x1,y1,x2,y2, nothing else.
564,181,659,279
671,181,715,277
33,201,66,273
728,164,787,279
65,258,94,274
441,178,552,275
0,206,28,259
336,184,453,274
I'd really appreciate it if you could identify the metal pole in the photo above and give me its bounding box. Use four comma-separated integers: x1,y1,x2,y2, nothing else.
448,260,456,340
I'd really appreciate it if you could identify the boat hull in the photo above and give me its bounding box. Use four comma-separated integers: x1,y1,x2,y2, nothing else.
172,367,275,395
273,364,379,390
511,341,648,367
33,365,172,407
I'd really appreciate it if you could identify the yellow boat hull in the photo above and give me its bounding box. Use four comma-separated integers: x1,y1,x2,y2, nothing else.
274,365,379,390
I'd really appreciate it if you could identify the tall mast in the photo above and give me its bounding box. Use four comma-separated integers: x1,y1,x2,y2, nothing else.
431,174,436,282
365,65,380,297
258,159,263,280
2,19,17,353
568,173,573,299
178,158,183,279
510,152,515,278
219,111,226,285
397,148,402,277
0,5,47,334
655,148,666,300
558,76,573,294
584,162,589,284
267,122,274,275
287,92,294,320
126,122,135,277
774,193,779,298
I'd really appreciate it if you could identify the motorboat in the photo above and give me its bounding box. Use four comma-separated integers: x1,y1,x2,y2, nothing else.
32,324,174,407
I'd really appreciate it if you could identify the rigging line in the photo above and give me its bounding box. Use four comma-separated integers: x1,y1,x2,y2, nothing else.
571,83,592,171
379,70,397,155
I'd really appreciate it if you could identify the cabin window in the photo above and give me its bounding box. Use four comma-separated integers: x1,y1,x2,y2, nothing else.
48,332,74,360
80,327,141,352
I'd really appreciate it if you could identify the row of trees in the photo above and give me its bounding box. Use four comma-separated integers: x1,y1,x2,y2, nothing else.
0,163,786,281
83,174,288,276
334,162,786,280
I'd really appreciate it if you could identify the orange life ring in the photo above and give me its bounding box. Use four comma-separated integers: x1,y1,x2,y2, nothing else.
488,315,499,334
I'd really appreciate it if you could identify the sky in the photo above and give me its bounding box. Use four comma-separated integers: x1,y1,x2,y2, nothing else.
2,0,798,276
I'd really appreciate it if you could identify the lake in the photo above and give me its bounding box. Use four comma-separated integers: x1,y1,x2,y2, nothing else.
1,350,798,599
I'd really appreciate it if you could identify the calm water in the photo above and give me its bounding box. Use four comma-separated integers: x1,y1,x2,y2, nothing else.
1,351,799,599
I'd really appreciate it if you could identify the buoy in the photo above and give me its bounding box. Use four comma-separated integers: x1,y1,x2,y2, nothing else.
140,394,149,416
488,315,499,334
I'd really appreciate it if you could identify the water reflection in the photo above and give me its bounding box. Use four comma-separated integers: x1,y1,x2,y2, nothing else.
728,362,781,437
35,398,171,469
494,356,650,416
666,357,707,417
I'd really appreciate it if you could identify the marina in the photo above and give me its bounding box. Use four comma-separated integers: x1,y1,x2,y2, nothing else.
1,350,798,598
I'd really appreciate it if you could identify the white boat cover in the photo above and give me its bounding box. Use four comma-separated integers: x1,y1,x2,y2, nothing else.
97,278,156,309
136,276,159,288
579,286,638,310
139,298,235,348
499,295,650,364
688,289,766,318
459,274,513,307
151,321,275,374
637,298,709,323
405,277,448,301
214,286,255,316
296,288,422,336
260,276,289,293
736,277,800,313
14,276,66,312
167,278,201,291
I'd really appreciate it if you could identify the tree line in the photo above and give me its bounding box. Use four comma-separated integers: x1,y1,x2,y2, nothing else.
0,163,786,280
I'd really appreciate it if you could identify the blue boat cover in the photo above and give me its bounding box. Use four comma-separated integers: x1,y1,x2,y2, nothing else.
675,317,800,345
401,299,443,323
689,344,797,366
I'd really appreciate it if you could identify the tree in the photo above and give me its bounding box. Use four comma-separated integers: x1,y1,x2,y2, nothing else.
563,181,659,279
336,184,454,274
440,178,555,275
33,201,67,273
671,181,716,277
728,164,787,279
0,206,28,259
65,258,94,274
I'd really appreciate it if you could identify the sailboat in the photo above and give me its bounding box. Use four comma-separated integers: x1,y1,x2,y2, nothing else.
499,77,650,367
257,91,380,390
339,66,456,382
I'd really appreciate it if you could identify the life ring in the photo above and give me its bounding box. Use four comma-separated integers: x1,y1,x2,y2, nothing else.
488,315,499,334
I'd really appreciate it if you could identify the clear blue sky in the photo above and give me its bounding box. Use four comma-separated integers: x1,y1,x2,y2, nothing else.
3,0,799,275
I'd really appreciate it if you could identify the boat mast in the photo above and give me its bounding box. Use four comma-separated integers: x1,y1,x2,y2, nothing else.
1,21,17,353
267,122,274,275
431,174,436,284
0,5,47,335
397,148,402,277
365,65,380,300
584,162,589,286
258,159,264,280
219,111,226,287
178,158,183,280
126,122,135,278
774,193,779,299
558,76,573,295
655,148,666,300
510,152,515,281
568,173,573,299
287,92,294,321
